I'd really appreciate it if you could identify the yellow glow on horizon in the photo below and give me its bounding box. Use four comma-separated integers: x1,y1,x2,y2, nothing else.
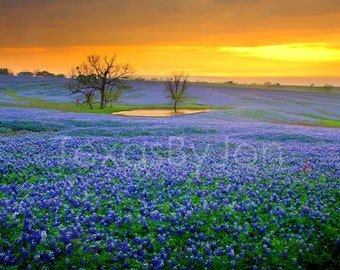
1,43,340,79
222,43,340,62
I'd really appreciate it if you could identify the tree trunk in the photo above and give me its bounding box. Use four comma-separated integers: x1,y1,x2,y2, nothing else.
100,89,105,109
86,94,94,109
173,100,177,113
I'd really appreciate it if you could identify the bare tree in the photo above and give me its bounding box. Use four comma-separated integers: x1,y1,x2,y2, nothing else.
68,55,134,109
68,73,98,109
164,73,189,113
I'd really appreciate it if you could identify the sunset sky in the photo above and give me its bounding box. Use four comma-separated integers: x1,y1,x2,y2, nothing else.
1,0,340,84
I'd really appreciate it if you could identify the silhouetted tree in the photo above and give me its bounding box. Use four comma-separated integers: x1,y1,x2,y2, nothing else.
164,73,189,113
17,71,34,77
0,68,13,76
68,55,134,109
35,70,56,77
69,74,97,109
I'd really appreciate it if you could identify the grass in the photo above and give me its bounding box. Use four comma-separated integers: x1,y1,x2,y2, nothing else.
1,82,338,128
1,88,231,114
319,119,340,127
310,118,340,128
299,114,340,128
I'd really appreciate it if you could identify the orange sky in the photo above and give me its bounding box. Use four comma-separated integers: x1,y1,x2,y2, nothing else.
1,0,340,83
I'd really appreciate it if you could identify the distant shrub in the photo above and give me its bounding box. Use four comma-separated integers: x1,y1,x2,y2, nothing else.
35,70,59,77
17,71,34,77
323,84,333,92
133,76,146,81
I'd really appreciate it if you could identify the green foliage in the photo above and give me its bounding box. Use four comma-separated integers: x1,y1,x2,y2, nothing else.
299,114,340,127
319,119,340,127
104,87,123,108
1,165,44,185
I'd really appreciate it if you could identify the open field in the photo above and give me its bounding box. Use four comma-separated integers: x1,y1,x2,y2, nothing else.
1,76,339,127
0,76,339,269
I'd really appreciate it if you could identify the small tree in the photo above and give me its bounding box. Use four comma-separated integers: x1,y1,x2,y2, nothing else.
68,54,134,109
164,73,189,113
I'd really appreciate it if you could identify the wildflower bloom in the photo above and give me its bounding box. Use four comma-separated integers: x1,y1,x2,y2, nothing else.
0,107,339,268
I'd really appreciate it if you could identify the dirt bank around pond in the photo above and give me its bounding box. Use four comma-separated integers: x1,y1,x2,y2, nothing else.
112,109,212,117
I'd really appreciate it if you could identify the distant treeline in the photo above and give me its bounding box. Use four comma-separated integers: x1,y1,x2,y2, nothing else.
0,67,65,78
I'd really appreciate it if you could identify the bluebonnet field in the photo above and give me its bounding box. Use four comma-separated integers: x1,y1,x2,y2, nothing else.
0,76,340,269
1,107,339,269
0,76,70,104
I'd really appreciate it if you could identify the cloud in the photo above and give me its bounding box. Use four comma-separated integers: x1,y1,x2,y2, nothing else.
0,0,54,8
0,47,48,53
0,0,339,47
